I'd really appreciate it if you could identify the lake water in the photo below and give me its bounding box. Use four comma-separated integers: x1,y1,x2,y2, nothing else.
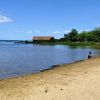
0,41,100,79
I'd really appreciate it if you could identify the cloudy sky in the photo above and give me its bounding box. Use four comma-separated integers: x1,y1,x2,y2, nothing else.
0,0,100,40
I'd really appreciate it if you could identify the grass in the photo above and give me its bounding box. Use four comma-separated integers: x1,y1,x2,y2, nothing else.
32,41,99,47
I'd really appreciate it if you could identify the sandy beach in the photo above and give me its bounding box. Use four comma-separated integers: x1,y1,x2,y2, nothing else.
0,57,100,100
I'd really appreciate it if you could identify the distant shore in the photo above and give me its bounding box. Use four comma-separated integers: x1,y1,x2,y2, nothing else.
0,57,100,100
20,40,100,48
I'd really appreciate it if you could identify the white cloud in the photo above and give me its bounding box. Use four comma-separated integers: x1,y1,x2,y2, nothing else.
15,30,33,34
63,31,70,34
78,30,90,32
0,15,13,23
35,31,40,34
63,30,90,34
52,31,61,34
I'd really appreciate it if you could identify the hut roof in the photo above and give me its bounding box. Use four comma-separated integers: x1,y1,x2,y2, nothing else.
32,36,54,41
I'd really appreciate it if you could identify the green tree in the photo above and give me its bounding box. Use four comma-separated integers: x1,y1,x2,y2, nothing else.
68,29,78,42
63,34,68,41
91,27,100,42
25,40,29,43
86,31,94,41
78,31,88,42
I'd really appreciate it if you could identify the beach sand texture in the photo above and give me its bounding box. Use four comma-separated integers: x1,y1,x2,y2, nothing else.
0,57,100,100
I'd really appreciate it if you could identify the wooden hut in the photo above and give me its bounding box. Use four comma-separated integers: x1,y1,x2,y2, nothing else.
32,36,54,42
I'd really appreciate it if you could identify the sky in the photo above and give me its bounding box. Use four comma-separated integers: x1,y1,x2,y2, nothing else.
0,0,100,40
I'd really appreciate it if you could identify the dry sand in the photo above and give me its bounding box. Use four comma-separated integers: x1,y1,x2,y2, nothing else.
0,57,100,100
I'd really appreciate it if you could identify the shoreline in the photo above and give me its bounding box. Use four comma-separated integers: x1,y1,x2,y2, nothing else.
0,57,96,81
0,58,87,80
0,57,100,100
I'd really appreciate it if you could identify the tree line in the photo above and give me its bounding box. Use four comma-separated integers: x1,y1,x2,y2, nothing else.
59,27,100,42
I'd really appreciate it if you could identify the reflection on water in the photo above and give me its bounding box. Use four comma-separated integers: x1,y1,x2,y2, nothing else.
0,42,100,79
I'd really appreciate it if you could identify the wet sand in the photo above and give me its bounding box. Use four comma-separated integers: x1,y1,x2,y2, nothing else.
0,57,100,100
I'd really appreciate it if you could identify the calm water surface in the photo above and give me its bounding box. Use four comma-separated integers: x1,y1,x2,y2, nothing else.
0,42,100,79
